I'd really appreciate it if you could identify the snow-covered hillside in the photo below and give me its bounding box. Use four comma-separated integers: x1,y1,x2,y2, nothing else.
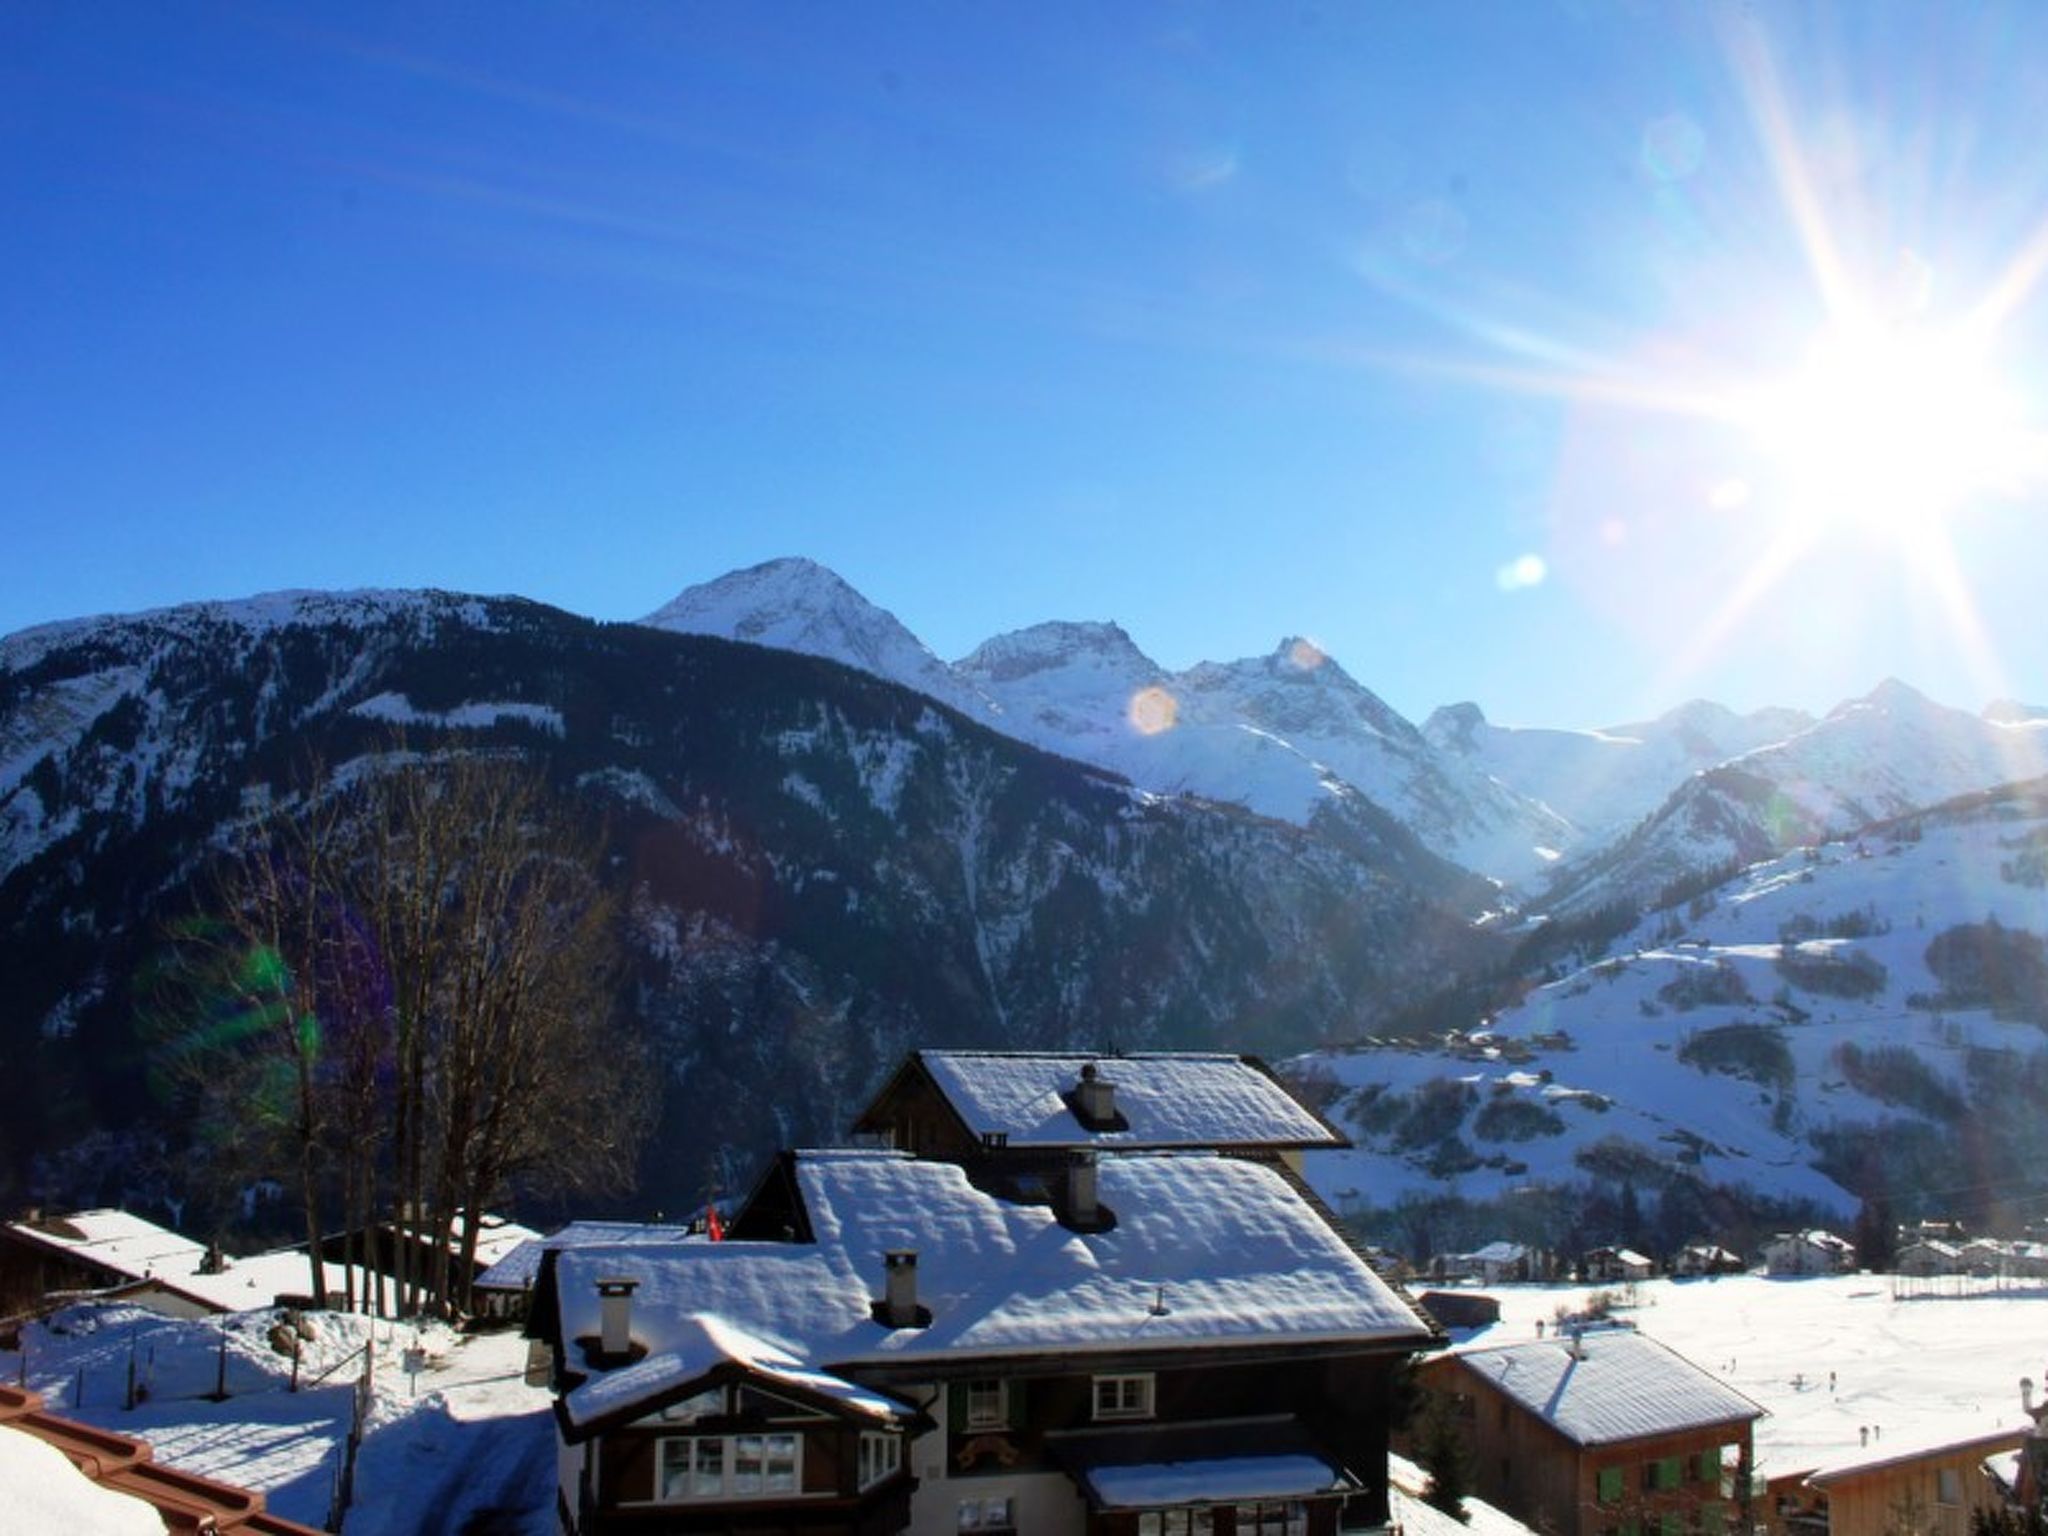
1424,697,1816,846
1300,778,2048,1228
1549,680,2048,911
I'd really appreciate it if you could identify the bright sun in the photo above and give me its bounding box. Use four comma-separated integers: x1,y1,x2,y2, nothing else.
1745,318,2026,541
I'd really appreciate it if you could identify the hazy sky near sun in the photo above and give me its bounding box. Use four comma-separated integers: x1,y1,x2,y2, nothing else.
6,2,2048,727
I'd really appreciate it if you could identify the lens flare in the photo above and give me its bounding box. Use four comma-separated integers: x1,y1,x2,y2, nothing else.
1127,686,1179,736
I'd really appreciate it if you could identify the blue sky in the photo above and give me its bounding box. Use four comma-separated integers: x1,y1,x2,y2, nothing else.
6,2,2047,726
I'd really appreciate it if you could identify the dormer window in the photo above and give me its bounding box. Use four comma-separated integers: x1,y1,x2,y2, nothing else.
1092,1372,1154,1420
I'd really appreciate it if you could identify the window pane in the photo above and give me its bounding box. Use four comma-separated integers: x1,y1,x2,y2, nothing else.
767,1433,798,1493
733,1434,764,1493
1140,1515,1163,1536
694,1438,724,1497
659,1439,690,1500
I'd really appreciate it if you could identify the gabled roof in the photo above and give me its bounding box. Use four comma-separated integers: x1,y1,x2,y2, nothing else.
3,1210,206,1285
1807,1422,2024,1485
861,1050,1346,1150
476,1220,696,1293
1450,1329,1763,1447
553,1149,1433,1423
563,1312,916,1434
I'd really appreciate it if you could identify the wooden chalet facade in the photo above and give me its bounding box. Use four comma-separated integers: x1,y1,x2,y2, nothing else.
1414,1330,1762,1536
1764,1426,2027,1536
541,1052,1436,1536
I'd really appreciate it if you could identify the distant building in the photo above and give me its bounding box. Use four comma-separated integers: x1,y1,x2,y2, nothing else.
1417,1290,1503,1331
472,1220,694,1324
1762,1231,1856,1277
1671,1245,1745,1279
1894,1241,1964,1278
1414,1329,1763,1536
0,1209,338,1320
1582,1247,1654,1283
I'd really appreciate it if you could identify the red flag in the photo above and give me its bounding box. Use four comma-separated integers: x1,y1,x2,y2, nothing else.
706,1203,725,1242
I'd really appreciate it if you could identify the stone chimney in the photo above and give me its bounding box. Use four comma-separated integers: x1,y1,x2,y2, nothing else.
881,1250,925,1328
596,1276,639,1358
1074,1062,1116,1128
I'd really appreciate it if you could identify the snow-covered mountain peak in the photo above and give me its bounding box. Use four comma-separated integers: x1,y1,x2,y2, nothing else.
642,559,994,719
1421,702,1488,752
1178,638,1417,745
955,621,1159,685
1829,676,1940,723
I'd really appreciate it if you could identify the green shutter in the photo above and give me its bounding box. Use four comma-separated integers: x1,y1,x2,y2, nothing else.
1599,1468,1624,1505
1699,1449,1720,1484
1662,1512,1683,1536
1006,1378,1026,1428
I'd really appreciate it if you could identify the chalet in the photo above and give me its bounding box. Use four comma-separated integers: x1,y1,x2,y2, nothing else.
0,1208,350,1321
542,1147,1438,1535
1462,1243,1533,1286
1670,1246,1744,1279
0,1209,207,1316
1581,1248,1654,1284
0,1382,322,1533
1762,1231,1856,1277
1893,1241,1964,1278
1800,1424,2025,1536
474,1221,695,1324
848,1050,1348,1173
1414,1329,1763,1536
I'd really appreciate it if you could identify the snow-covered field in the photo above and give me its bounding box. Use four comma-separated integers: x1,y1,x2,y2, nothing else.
1447,1272,2040,1479
6,1304,552,1535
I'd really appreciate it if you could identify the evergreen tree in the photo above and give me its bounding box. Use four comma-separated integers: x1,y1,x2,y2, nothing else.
1417,1391,1473,1523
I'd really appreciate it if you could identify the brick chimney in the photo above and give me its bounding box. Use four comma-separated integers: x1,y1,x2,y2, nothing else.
596,1276,639,1358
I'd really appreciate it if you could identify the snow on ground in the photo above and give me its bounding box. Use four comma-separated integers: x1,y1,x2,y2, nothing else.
1443,1273,2038,1480
1302,800,2048,1216
5,1304,551,1536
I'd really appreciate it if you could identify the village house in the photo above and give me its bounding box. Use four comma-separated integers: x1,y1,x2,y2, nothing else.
536,1052,1439,1535
847,1049,1348,1175
315,1208,540,1316
474,1221,696,1325
1581,1248,1654,1284
1892,1241,1964,1279
1762,1232,1856,1277
1772,1424,2027,1536
1413,1328,1763,1536
0,1208,344,1320
1670,1246,1744,1279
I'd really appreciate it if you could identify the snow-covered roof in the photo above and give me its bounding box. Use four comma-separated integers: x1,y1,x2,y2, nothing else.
110,1251,352,1314
1450,1330,1763,1446
554,1150,1431,1424
564,1312,911,1431
1470,1241,1528,1264
1085,1453,1348,1509
475,1221,696,1293
908,1051,1343,1149
1388,1451,1543,1536
450,1213,543,1268
1806,1421,2025,1484
0,1424,166,1536
3,1210,206,1284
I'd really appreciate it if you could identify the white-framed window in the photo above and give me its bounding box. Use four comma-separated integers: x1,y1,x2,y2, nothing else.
957,1493,1016,1531
1138,1510,1214,1535
1092,1372,1154,1420
656,1433,800,1502
963,1378,1008,1429
857,1430,902,1490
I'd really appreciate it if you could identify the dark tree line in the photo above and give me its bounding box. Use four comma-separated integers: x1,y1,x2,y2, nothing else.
142,750,652,1316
